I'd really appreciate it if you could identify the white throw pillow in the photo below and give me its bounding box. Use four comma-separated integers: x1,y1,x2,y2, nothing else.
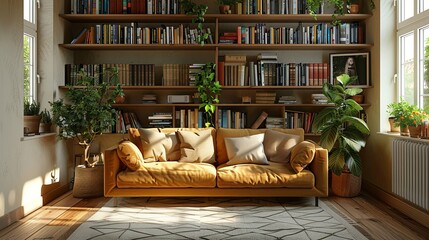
225,134,269,165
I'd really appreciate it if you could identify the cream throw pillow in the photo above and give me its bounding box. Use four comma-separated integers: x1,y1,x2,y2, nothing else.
225,134,269,165
263,129,301,163
290,141,316,173
176,129,215,163
117,141,144,171
138,128,180,162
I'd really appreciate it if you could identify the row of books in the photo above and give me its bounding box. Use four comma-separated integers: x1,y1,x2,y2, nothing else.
162,63,204,86
175,109,204,128
71,0,182,14
71,24,213,45
285,111,317,133
114,110,142,133
65,64,155,86
220,22,363,45
148,112,173,127
238,0,323,15
218,61,329,87
217,109,247,129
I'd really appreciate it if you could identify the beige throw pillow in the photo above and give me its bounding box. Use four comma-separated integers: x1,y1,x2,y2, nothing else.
290,141,316,173
176,129,215,163
138,128,180,162
263,129,301,163
117,141,144,171
225,134,269,165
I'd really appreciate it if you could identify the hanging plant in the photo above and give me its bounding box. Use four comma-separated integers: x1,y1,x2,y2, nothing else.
195,62,221,127
181,0,209,45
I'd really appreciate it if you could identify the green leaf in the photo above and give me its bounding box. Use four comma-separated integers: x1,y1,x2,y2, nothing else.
311,107,336,133
329,148,345,176
346,149,362,176
345,88,363,96
342,116,370,135
319,123,341,151
345,99,363,111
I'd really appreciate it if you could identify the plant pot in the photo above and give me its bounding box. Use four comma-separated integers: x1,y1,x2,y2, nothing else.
408,125,422,138
39,123,52,133
400,125,410,136
388,117,400,132
73,165,104,198
115,95,125,104
219,5,230,14
349,4,360,14
331,171,361,197
23,115,41,135
350,94,364,104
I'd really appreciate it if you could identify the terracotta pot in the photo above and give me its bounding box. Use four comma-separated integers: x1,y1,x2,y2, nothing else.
408,125,422,138
351,94,364,104
331,171,361,197
39,123,52,133
400,126,410,136
219,5,230,14
349,4,360,14
388,117,400,132
23,115,42,135
115,95,125,104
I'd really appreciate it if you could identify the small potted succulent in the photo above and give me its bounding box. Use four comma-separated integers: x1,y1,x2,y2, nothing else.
24,100,41,135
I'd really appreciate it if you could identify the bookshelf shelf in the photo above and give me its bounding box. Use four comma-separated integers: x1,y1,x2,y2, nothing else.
59,44,217,50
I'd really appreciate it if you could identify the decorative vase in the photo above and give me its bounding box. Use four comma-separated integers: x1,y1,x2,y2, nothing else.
331,171,362,197
23,115,42,135
388,117,400,132
408,125,422,138
219,5,230,14
400,126,410,136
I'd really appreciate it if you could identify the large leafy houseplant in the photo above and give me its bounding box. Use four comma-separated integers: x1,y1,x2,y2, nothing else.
312,74,370,177
195,62,221,127
50,68,123,168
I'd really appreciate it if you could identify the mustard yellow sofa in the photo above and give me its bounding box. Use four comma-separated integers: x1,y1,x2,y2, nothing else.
104,128,328,206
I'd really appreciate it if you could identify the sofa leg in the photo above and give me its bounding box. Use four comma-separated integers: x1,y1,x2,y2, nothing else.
315,197,319,207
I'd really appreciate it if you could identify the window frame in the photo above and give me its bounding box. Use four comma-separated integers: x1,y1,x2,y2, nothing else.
23,0,38,103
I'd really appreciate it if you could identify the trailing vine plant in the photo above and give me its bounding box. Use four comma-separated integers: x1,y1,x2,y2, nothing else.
181,0,209,45
195,62,221,127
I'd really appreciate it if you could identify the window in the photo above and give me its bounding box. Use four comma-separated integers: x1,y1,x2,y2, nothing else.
398,0,429,113
24,0,37,103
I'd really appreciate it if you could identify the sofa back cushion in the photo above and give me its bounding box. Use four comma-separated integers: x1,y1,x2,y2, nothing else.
225,134,268,165
264,129,301,163
177,129,216,163
216,128,304,165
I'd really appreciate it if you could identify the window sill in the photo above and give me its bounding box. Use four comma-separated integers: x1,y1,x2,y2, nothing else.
21,132,56,141
377,132,429,143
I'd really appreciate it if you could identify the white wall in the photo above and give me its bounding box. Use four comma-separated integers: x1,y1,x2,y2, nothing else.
0,0,69,228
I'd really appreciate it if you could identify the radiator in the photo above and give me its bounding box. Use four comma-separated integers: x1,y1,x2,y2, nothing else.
392,139,429,211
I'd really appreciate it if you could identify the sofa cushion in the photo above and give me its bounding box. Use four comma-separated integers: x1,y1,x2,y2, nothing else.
264,129,301,163
137,128,180,162
225,134,268,165
216,128,305,164
290,141,316,173
117,162,217,188
176,129,216,163
217,162,314,188
116,141,144,171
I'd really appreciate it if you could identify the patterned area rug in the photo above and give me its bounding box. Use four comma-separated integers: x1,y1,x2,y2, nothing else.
68,197,367,240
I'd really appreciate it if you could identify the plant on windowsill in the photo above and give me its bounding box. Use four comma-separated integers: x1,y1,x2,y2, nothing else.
50,67,123,169
24,100,41,135
387,99,415,136
312,74,370,197
195,62,221,128
39,108,52,133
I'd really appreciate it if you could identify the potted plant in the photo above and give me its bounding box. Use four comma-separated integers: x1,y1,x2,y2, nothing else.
347,0,360,14
306,0,375,24
217,0,242,14
39,108,52,133
312,74,370,197
387,99,415,136
195,62,221,128
24,100,41,135
50,68,122,198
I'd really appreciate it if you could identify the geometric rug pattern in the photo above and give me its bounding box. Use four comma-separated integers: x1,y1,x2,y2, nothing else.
67,197,367,240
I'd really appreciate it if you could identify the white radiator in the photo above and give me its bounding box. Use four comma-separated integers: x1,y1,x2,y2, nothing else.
392,139,429,211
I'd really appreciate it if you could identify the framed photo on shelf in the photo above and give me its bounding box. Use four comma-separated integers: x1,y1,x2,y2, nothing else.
329,52,370,87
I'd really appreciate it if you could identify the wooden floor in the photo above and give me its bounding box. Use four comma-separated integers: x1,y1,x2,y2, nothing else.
0,192,428,240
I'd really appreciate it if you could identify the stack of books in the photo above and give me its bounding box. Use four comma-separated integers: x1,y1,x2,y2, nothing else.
265,117,284,128
219,55,247,86
148,112,173,128
278,95,297,104
188,64,205,86
142,94,157,104
311,94,329,104
255,91,276,104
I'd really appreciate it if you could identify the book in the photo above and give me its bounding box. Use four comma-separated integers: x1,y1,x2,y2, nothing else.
251,111,268,129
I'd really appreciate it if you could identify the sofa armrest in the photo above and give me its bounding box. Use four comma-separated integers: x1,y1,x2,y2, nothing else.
104,146,121,196
308,145,329,197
